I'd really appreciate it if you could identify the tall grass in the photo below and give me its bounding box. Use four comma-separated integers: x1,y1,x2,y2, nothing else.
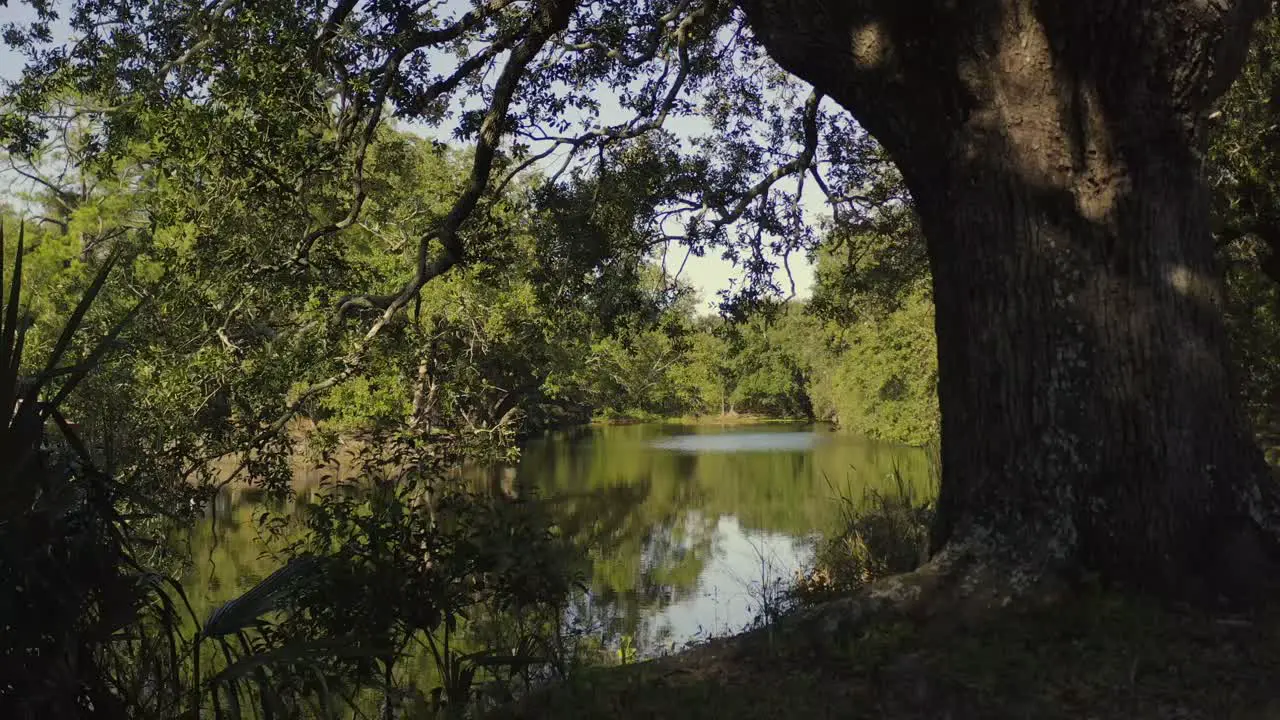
792,463,938,606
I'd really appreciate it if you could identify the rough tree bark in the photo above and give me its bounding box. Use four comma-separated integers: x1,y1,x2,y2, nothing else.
738,0,1280,602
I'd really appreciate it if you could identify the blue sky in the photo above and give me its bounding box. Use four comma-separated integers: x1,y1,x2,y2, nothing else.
0,1,818,311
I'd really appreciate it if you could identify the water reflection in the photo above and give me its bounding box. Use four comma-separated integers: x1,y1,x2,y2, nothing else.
649,431,823,453
186,423,932,658
522,423,931,652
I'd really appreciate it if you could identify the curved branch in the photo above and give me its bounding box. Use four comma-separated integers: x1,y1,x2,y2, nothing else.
7,159,77,212
237,0,579,462
398,24,525,118
403,0,523,47
709,88,822,228
280,13,532,273
562,0,692,67
493,1,708,194
311,0,360,60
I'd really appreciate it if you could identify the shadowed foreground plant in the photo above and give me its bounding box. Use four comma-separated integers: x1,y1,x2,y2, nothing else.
0,222,167,718
254,431,581,718
0,213,591,718
0,222,378,719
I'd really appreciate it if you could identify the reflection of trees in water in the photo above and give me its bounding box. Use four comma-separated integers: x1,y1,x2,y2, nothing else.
542,469,722,640
183,500,297,625
518,424,933,645
189,426,933,658
194,465,531,625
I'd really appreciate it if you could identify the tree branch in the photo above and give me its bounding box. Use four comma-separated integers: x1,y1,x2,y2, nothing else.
492,1,709,195
708,89,822,229
403,0,523,47
236,0,579,462
561,0,692,68
311,0,361,60
274,9,532,274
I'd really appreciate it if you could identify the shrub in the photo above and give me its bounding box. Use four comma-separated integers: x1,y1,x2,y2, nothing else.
0,222,586,718
0,224,193,717
793,469,936,606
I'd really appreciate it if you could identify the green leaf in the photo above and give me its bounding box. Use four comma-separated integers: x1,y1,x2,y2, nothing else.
46,297,145,410
208,637,389,688
1,221,24,416
32,247,122,405
462,650,548,668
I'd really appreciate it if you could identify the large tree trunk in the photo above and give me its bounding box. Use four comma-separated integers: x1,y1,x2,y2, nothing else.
740,0,1280,600
917,104,1277,596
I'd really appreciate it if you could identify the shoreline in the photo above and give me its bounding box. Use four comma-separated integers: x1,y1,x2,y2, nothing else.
590,413,815,427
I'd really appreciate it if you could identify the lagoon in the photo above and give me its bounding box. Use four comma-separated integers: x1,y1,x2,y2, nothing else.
186,422,933,657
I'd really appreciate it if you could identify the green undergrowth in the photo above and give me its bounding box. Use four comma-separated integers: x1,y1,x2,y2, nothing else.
491,590,1280,720
794,469,935,604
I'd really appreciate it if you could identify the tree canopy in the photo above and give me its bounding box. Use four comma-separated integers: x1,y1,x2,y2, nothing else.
6,0,1280,619
16,2,1280,716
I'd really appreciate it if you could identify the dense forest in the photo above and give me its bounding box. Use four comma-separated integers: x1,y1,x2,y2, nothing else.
5,125,941,452
9,114,1279,458
6,0,1280,717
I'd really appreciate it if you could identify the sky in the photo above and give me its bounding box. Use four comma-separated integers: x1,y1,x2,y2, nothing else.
0,2,819,312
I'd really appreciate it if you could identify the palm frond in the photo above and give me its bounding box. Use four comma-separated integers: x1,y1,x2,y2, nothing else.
49,409,92,461
202,555,321,638
31,247,122,405
463,650,549,669
47,297,144,411
1,221,24,413
208,637,389,688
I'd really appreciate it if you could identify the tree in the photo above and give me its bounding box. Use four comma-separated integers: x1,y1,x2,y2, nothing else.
739,0,1280,600
718,309,812,418
677,318,736,415
5,0,1277,604
582,310,698,418
805,219,939,446
1209,7,1280,455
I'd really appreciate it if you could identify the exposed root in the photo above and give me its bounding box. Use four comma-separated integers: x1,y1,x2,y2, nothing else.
786,537,1074,650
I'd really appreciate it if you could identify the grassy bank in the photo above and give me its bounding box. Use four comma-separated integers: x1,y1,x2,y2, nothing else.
491,470,1280,720
493,590,1280,720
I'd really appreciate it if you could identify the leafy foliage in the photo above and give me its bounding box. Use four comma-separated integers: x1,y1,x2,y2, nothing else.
0,222,190,718
3,0,1280,715
1209,8,1280,457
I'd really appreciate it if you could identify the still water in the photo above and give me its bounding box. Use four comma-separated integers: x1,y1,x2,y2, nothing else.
186,423,932,656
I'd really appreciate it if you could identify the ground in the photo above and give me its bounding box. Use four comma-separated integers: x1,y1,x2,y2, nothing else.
493,590,1280,719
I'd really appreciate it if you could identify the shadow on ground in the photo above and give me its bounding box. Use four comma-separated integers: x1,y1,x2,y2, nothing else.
492,591,1280,719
